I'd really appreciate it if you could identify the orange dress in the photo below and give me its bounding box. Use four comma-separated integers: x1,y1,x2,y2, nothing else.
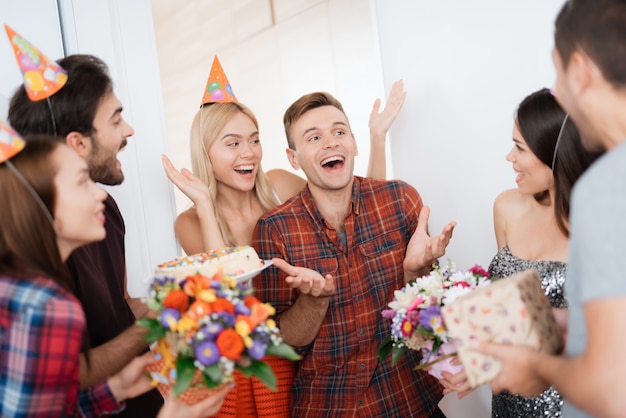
214,356,297,418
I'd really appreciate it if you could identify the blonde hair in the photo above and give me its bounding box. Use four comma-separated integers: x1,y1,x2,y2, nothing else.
190,102,279,246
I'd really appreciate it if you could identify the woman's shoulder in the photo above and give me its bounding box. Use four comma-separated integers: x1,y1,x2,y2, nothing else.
493,188,529,215
0,276,79,316
266,168,306,202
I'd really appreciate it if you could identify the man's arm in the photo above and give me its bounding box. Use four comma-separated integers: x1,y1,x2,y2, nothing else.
79,323,150,388
270,258,334,347
403,205,456,283
481,296,626,417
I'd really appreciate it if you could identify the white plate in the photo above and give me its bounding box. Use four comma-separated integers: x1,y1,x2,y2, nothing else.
234,260,273,284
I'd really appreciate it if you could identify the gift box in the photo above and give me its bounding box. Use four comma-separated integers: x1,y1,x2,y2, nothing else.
441,268,563,388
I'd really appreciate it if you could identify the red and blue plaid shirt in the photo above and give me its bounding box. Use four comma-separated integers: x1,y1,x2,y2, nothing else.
0,276,123,417
253,177,442,417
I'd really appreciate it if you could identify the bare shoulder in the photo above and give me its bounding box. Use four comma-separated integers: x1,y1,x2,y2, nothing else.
266,168,306,201
493,188,527,216
174,207,204,254
175,207,199,229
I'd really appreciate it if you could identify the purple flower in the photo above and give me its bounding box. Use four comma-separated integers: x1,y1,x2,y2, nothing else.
202,322,224,340
235,303,251,316
195,340,220,366
382,309,396,319
419,305,442,331
248,340,267,360
159,308,180,329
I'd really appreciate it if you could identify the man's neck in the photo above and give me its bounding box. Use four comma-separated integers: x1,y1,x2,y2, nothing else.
308,179,354,231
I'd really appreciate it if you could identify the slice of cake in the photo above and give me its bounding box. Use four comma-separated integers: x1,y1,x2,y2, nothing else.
154,245,263,282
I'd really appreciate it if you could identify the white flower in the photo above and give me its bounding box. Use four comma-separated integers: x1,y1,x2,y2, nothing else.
388,285,421,311
413,274,443,296
442,284,473,305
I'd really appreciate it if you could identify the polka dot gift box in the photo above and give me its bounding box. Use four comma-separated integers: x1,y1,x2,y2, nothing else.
442,268,563,388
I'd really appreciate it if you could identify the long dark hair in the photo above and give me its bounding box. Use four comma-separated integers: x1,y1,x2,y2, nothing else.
0,135,71,288
516,88,602,236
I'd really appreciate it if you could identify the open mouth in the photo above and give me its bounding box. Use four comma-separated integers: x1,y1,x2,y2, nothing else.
321,156,345,169
234,164,254,175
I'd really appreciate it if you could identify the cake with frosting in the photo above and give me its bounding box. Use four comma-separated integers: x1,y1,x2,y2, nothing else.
154,245,263,281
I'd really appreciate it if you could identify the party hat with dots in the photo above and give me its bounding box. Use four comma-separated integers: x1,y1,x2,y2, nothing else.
200,56,237,106
0,119,25,164
4,23,68,101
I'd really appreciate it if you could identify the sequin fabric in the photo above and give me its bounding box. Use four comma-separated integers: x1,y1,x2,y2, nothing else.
488,245,567,418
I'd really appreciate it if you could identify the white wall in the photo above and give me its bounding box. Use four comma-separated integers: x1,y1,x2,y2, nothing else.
1,1,179,297
0,1,64,118
374,0,565,416
152,0,390,216
57,0,179,297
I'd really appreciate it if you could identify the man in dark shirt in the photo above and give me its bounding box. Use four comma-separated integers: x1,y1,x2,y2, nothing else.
8,54,163,417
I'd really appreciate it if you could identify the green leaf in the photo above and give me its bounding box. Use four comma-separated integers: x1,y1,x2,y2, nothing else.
136,318,166,343
173,356,195,397
391,344,407,366
136,318,158,329
377,334,393,362
236,363,254,377
202,364,224,388
266,343,301,361
239,360,277,391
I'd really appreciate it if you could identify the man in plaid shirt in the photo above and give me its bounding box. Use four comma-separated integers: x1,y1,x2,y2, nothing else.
252,92,456,417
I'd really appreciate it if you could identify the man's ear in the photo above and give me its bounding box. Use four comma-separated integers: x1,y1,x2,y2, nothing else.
286,147,300,170
65,131,91,158
352,133,358,157
568,50,594,97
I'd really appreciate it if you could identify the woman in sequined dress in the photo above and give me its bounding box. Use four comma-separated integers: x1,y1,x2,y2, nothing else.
488,89,601,417
438,88,601,416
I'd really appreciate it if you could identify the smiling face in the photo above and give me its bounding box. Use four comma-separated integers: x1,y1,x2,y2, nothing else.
87,91,135,185
207,111,262,192
286,105,357,193
506,122,553,196
53,145,108,260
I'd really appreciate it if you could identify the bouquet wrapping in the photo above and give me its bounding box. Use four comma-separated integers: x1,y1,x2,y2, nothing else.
379,261,491,378
441,268,564,388
138,272,300,405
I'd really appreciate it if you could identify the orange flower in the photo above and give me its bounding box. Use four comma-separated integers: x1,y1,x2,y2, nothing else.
163,289,189,312
216,328,244,360
186,300,212,321
243,295,261,310
182,274,213,297
210,298,235,314
248,304,270,328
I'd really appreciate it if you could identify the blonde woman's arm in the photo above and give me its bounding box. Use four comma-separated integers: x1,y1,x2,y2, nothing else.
162,155,225,253
367,79,406,179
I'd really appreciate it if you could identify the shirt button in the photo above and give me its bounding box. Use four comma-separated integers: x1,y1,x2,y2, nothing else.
355,296,361,302
360,363,365,369
360,330,365,336
358,399,364,405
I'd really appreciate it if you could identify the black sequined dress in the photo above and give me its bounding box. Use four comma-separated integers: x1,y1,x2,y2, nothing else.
488,246,567,418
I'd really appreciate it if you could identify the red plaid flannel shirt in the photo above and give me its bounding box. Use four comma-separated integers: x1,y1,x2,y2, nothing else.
0,276,123,417
253,177,442,417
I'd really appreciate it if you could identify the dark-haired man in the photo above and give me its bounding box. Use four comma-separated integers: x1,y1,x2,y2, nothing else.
9,54,163,417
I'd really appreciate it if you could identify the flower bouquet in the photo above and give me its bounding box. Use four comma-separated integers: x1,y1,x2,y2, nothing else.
378,261,490,379
138,272,300,405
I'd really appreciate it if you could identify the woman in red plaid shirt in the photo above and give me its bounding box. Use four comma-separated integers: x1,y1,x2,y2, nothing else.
0,135,230,417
